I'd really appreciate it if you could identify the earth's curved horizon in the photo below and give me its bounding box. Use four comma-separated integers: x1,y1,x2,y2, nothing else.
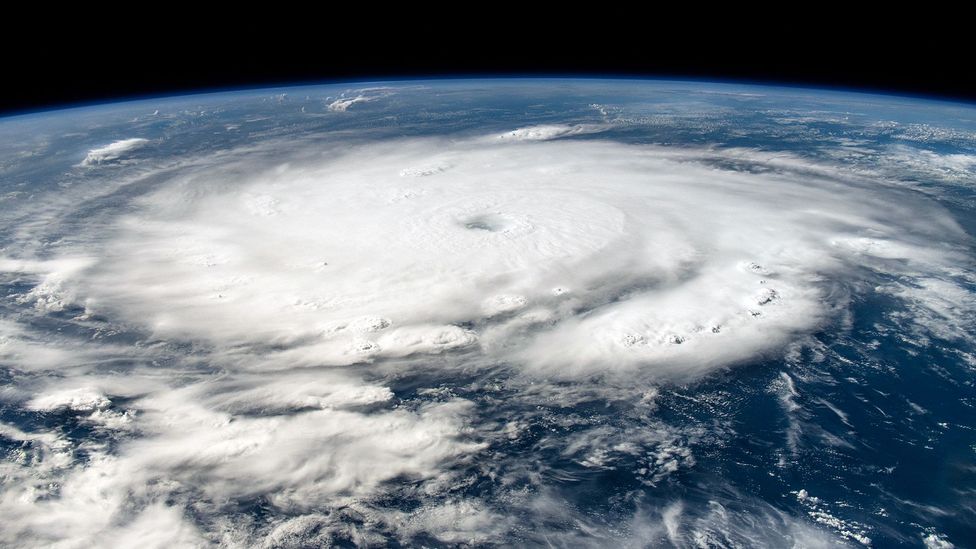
1,79,974,548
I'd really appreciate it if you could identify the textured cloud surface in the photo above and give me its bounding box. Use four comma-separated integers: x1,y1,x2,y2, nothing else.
1,110,973,547
72,136,970,378
80,138,149,166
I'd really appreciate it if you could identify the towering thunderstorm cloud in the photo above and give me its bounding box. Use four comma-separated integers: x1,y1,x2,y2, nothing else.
1,83,974,547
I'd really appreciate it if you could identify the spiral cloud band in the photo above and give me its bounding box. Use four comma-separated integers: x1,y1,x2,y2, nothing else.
77,133,967,377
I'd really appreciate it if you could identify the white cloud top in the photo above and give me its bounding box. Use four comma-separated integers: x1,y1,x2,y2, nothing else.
495,124,606,141
326,95,372,112
81,138,149,166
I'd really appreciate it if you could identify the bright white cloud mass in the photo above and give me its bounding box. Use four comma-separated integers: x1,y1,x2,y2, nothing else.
1,116,973,547
80,138,149,166
70,135,970,376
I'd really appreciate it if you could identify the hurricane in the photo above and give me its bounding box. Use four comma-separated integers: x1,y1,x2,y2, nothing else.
1,80,974,547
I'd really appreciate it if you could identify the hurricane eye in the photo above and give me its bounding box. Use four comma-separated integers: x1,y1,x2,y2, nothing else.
461,214,509,232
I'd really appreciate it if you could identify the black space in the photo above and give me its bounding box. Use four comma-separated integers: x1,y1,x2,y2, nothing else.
2,16,971,115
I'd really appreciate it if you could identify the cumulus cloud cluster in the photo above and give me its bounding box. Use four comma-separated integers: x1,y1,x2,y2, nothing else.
80,138,149,166
327,96,372,112
325,87,396,112
1,125,972,546
494,123,606,141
